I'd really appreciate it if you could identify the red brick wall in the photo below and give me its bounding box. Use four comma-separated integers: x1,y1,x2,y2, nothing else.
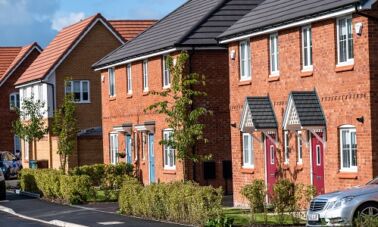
101,50,232,190
228,15,374,206
0,48,40,153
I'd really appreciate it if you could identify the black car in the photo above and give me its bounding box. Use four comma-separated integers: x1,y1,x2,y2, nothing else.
0,151,22,180
0,168,5,200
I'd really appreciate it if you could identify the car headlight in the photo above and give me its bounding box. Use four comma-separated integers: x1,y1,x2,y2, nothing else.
327,196,355,209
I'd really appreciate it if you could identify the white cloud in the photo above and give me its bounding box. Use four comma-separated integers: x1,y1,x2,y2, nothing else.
51,12,85,31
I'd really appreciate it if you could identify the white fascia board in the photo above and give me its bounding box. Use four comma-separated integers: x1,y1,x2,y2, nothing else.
94,48,179,71
220,7,356,44
15,80,42,89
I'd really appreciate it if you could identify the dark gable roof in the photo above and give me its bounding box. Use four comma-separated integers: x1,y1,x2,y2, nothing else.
93,0,262,69
291,91,326,127
219,0,361,39
246,96,277,129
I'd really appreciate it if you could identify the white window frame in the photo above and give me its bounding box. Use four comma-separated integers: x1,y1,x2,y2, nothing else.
284,131,289,164
163,129,175,169
108,67,116,97
163,55,171,89
110,133,119,165
65,80,90,103
142,132,146,160
301,25,313,71
239,40,251,81
143,59,149,92
269,33,279,76
337,16,354,66
127,64,132,94
340,125,357,172
297,131,303,164
134,133,138,161
24,140,29,161
9,92,20,110
242,133,254,168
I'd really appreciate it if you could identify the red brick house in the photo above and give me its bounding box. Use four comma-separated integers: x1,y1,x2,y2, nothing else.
15,14,154,169
218,0,378,206
93,0,262,192
0,43,41,157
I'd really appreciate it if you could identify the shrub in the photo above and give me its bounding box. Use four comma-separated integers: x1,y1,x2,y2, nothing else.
119,181,223,225
60,175,92,204
272,179,296,224
20,169,39,193
241,180,266,213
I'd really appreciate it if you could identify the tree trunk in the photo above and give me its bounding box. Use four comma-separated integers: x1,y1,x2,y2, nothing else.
33,139,37,160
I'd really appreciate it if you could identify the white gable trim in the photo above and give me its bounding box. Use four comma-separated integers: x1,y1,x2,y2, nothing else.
220,7,356,44
0,45,42,88
240,99,254,132
283,95,301,130
43,18,125,82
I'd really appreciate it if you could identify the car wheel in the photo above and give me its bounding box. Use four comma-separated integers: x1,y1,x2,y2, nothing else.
0,181,5,200
353,202,378,225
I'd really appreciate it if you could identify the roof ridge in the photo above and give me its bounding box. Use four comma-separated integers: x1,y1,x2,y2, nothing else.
176,0,227,45
109,19,158,22
60,13,100,31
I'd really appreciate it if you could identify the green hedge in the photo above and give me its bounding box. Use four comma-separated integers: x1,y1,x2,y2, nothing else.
60,175,91,204
119,181,223,225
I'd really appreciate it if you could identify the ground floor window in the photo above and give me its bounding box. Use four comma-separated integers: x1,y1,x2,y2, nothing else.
242,133,254,168
24,140,29,161
297,132,303,164
163,129,175,169
340,126,357,171
109,133,118,164
284,131,289,164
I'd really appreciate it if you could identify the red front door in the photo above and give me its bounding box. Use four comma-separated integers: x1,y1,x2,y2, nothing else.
265,133,277,197
311,132,325,194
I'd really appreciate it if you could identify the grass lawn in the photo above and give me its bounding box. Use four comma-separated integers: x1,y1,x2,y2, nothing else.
87,190,118,202
223,208,305,226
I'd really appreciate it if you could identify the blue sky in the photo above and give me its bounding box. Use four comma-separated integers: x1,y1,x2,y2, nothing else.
0,0,186,47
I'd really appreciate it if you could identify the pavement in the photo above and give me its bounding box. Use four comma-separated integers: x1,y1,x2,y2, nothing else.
0,192,186,227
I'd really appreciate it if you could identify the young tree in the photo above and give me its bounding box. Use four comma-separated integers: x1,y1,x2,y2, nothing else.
13,96,48,161
146,51,212,179
52,93,77,173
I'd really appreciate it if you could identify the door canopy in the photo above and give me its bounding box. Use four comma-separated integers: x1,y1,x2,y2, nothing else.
283,90,326,131
240,96,278,133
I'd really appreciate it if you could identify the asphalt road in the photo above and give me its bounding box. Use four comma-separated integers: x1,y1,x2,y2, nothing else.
0,192,185,227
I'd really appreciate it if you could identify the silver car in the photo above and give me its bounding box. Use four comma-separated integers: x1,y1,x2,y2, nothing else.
307,178,378,226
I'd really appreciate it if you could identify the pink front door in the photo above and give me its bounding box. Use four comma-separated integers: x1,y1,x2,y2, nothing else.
311,132,325,194
265,133,277,197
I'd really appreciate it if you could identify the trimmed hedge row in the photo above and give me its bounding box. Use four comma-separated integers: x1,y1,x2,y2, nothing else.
20,169,91,204
119,181,223,225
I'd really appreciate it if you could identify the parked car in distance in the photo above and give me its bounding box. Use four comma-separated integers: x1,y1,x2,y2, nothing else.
0,151,22,180
307,178,378,226
0,168,5,200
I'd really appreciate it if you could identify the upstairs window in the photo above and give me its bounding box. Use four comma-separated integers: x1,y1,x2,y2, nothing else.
302,25,313,70
242,133,254,168
163,129,175,169
127,64,132,94
65,80,90,103
340,126,357,172
9,92,20,110
163,55,171,88
269,33,279,75
239,40,251,80
337,16,354,65
108,67,116,97
143,60,149,92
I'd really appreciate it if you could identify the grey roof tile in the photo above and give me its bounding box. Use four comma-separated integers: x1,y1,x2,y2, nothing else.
219,0,360,39
291,91,326,127
93,0,262,68
246,96,278,129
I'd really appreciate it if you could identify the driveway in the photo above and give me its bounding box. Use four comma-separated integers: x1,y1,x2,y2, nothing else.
0,192,186,227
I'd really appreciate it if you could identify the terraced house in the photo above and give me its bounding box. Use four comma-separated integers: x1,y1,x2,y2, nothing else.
15,14,155,169
218,0,378,206
93,0,263,191
0,43,41,157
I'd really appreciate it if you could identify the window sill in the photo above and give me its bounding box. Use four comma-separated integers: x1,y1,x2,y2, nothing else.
283,164,290,170
335,64,354,73
74,101,91,104
163,86,171,91
241,168,255,174
163,169,176,175
238,80,252,86
109,96,116,101
300,70,313,78
268,76,280,82
126,94,133,99
295,164,303,170
143,90,149,96
337,172,358,179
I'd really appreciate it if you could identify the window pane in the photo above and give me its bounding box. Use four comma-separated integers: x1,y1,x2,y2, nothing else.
342,130,350,168
309,28,313,65
65,81,72,94
351,131,357,167
243,134,249,165
73,81,81,101
347,18,354,60
339,19,347,63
